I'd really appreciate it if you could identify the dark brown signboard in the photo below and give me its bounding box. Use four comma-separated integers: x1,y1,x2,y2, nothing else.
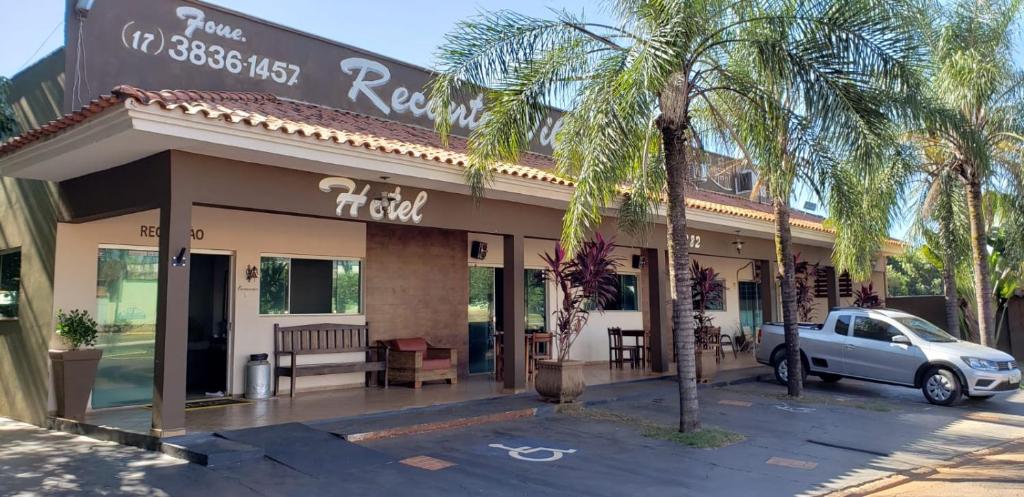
63,0,561,154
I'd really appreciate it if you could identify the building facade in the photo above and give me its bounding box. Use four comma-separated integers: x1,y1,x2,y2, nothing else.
0,0,894,436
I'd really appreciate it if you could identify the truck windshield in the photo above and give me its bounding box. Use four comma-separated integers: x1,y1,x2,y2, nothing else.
895,317,958,343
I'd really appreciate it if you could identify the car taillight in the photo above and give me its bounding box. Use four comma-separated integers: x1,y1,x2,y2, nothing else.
757,327,762,343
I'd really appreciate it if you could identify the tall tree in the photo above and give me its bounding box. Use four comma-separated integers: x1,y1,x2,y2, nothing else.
909,165,971,338
907,0,1024,346
715,24,918,396
0,77,18,140
431,0,921,431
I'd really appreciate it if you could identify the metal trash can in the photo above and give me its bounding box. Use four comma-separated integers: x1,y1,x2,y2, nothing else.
244,353,272,399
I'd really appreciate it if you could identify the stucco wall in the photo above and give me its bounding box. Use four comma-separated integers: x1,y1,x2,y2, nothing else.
366,224,469,373
53,207,368,402
0,178,60,424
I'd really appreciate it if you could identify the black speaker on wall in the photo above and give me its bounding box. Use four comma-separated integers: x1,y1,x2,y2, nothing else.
631,254,644,268
471,240,488,260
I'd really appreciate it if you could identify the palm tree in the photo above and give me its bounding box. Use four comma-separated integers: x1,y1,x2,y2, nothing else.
714,35,918,396
908,165,971,338
906,0,1024,346
430,0,919,432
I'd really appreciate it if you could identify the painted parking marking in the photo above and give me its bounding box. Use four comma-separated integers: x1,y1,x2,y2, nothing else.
766,457,818,470
775,403,816,413
400,455,456,471
488,444,577,462
718,399,753,407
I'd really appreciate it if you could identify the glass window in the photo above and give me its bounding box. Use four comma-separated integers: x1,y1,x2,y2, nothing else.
333,261,362,314
0,249,21,319
605,274,639,311
259,257,289,314
259,256,361,315
834,314,851,336
94,248,158,408
895,316,957,343
525,269,547,331
693,277,726,312
852,317,902,342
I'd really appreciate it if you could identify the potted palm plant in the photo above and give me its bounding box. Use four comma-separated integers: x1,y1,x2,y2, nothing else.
49,309,102,421
536,234,619,403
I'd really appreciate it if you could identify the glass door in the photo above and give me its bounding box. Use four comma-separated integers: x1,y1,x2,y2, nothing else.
468,267,496,374
738,281,763,337
94,248,159,408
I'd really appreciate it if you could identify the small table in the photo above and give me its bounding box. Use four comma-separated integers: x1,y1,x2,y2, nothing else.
619,329,648,369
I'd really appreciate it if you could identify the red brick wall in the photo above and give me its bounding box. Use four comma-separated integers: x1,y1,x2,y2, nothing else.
365,224,470,375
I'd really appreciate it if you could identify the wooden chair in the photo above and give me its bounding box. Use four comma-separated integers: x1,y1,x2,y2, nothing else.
719,332,738,360
696,326,725,363
527,332,553,381
273,324,387,397
383,337,458,389
607,327,640,369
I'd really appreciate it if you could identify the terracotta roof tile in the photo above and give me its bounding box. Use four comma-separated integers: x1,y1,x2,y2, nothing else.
0,85,870,240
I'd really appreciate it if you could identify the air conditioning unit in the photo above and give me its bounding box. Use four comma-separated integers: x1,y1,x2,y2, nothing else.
735,169,755,194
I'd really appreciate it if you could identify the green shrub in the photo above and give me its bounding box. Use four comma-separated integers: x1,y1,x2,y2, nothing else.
56,309,98,350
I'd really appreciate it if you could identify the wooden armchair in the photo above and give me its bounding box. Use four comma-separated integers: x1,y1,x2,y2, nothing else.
383,338,458,389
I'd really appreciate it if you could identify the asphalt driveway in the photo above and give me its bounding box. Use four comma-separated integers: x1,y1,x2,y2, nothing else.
3,377,1024,496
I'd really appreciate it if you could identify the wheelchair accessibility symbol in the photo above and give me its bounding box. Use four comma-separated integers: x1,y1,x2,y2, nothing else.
488,444,577,462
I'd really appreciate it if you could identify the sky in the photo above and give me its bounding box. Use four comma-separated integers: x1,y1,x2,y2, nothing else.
1,0,1021,239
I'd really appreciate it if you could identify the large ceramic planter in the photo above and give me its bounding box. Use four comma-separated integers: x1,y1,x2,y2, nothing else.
535,359,585,403
49,349,102,421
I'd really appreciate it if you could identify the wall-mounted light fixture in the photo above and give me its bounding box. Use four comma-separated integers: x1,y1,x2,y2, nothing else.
377,175,398,209
245,265,260,282
172,247,188,267
377,191,397,210
731,230,744,255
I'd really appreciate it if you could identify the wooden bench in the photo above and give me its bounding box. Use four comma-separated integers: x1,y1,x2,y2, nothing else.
273,323,388,397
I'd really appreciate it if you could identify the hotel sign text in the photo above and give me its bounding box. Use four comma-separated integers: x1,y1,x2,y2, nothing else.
319,177,427,224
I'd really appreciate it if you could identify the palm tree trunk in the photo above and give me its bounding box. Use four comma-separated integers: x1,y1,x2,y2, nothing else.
938,216,961,338
773,197,802,398
658,109,701,434
965,178,995,346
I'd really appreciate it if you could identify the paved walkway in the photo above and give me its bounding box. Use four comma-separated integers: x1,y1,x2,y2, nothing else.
0,417,246,496
826,438,1024,497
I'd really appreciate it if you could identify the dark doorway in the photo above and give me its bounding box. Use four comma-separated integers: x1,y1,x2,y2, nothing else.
187,253,231,398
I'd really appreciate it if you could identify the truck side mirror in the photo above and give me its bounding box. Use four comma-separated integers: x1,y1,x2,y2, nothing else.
891,335,911,345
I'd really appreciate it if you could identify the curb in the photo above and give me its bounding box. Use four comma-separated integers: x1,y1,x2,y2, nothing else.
47,416,163,452
341,407,539,442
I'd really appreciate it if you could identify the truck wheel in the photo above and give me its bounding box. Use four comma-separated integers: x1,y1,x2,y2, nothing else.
922,367,962,406
819,374,842,383
772,350,807,386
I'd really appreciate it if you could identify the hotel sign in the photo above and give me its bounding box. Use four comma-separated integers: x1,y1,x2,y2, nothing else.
319,177,428,224
65,0,563,154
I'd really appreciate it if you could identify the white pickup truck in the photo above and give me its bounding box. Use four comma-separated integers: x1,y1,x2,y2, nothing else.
756,308,1021,405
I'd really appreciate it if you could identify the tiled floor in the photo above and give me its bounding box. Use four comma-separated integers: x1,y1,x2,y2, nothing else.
83,362,696,436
